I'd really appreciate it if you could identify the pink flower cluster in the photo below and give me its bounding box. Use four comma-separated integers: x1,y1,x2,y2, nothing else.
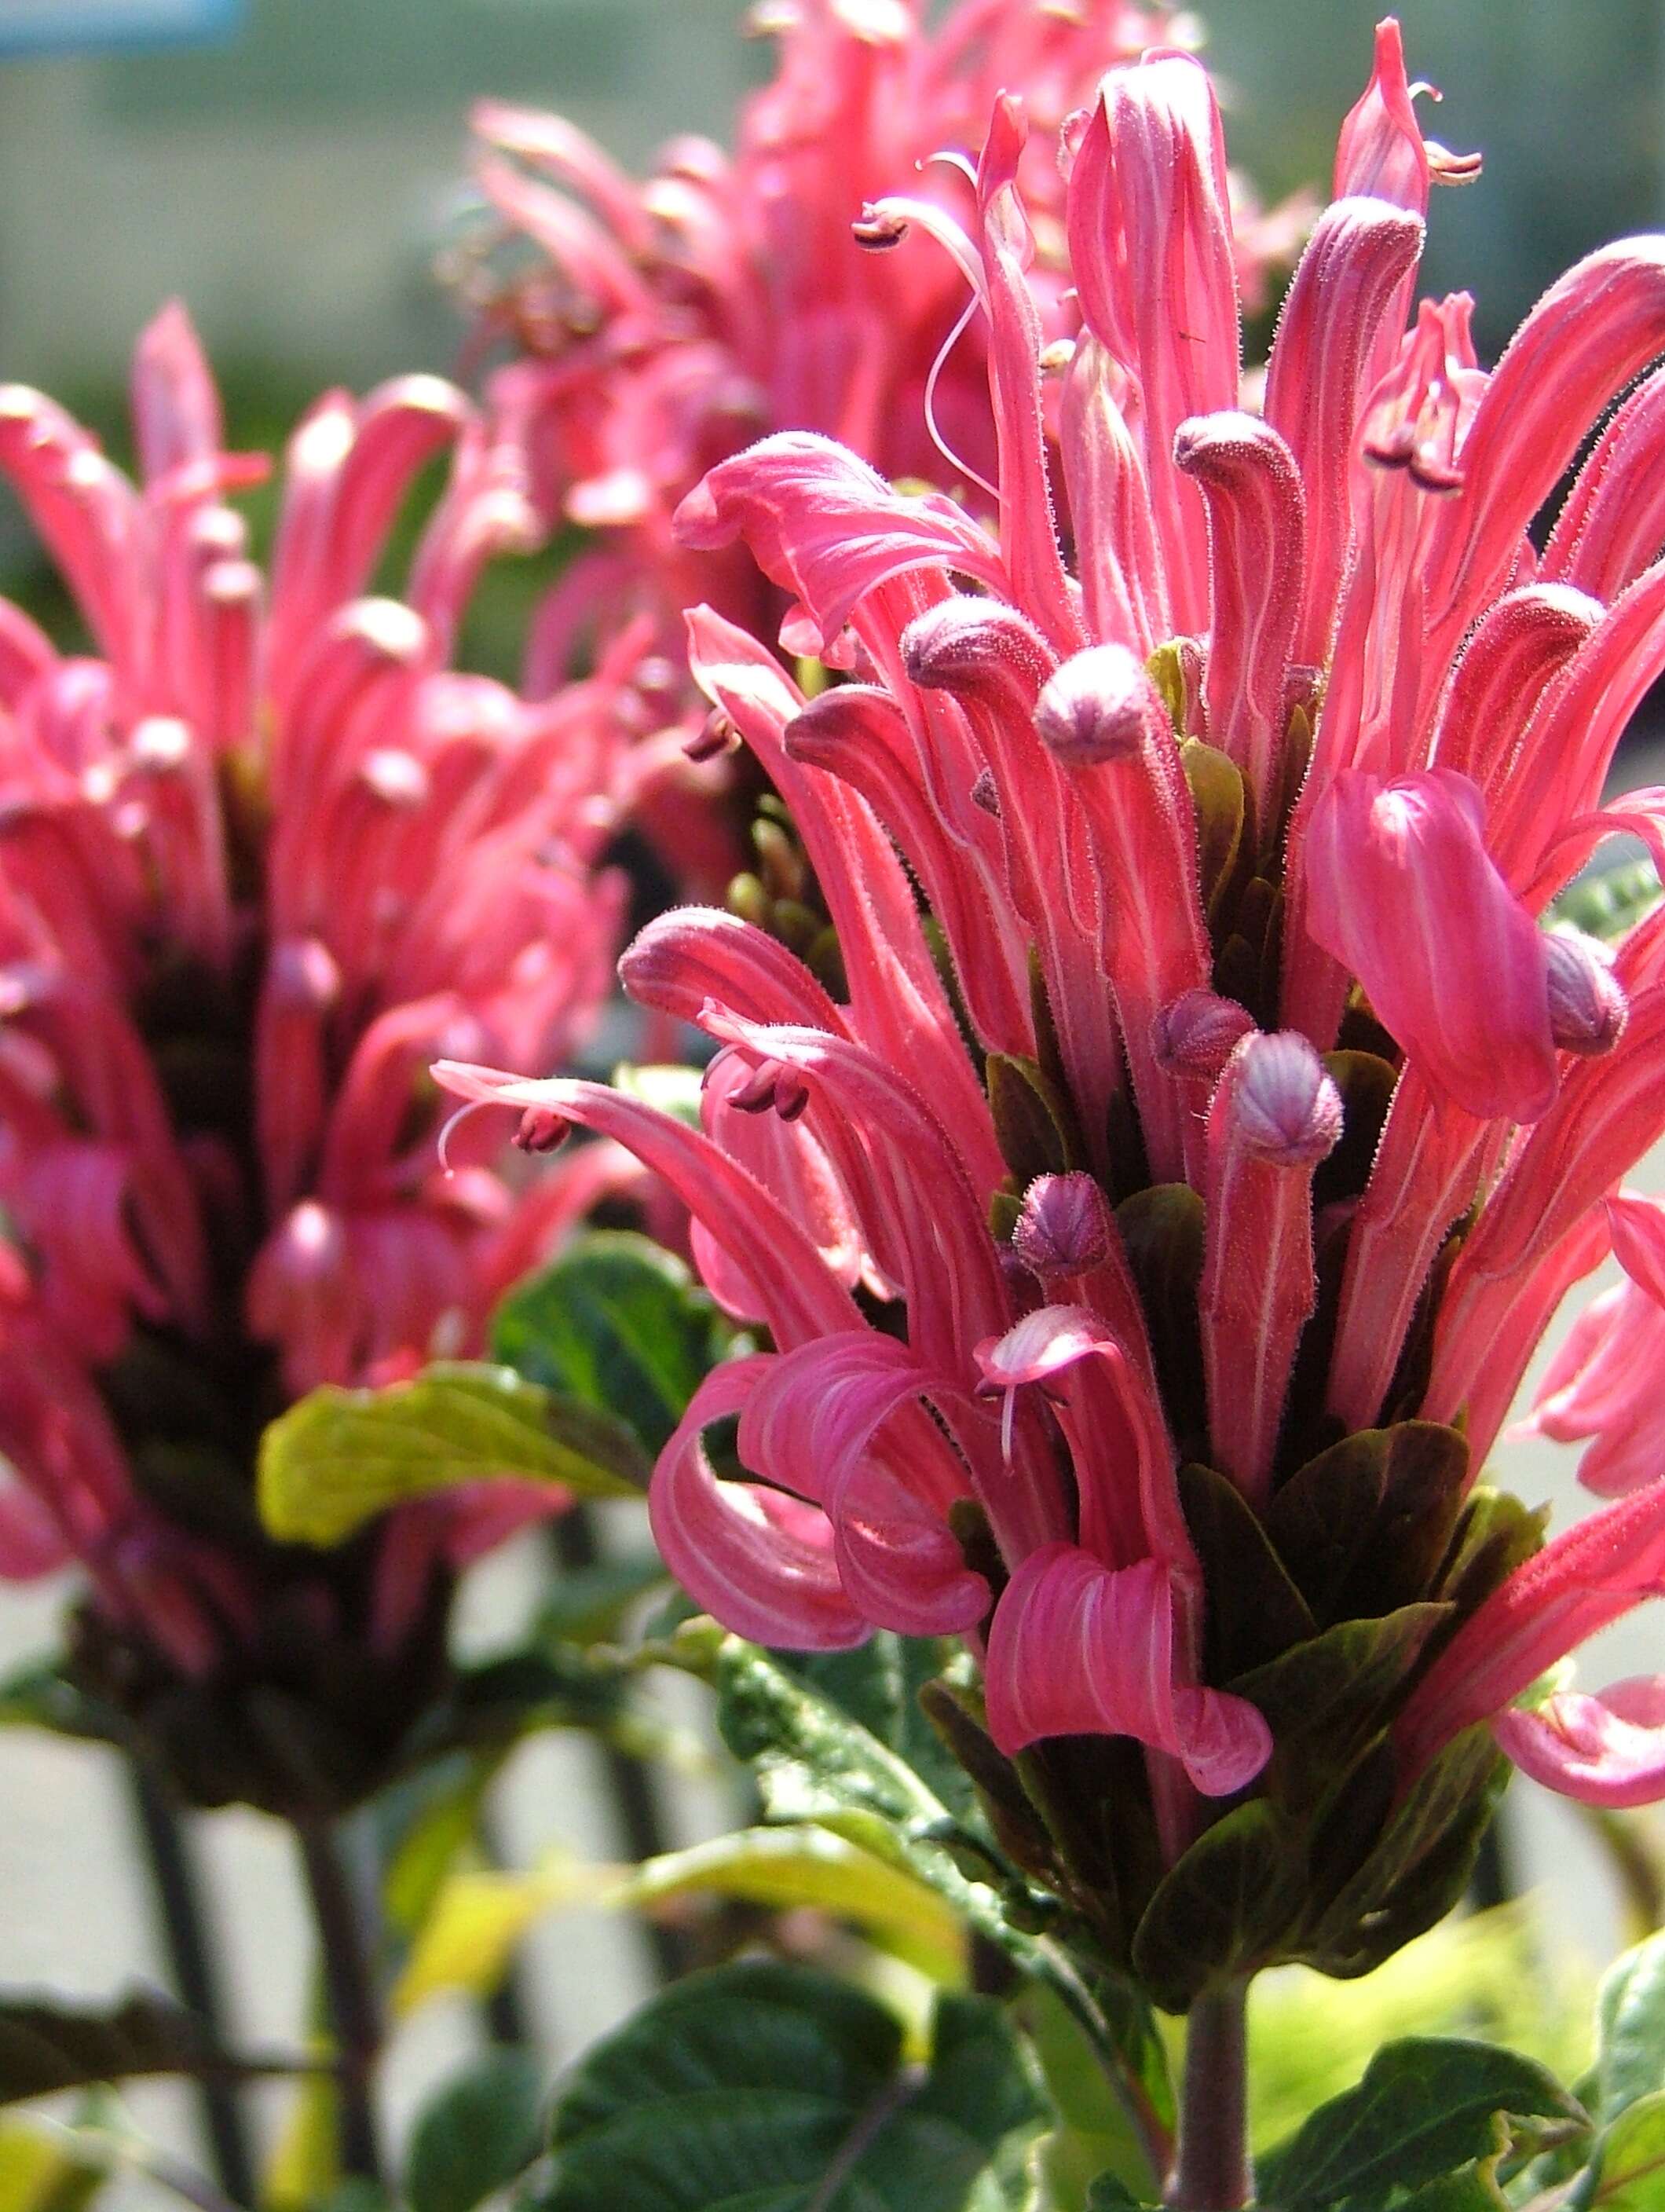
441,21,1665,1822
463,0,1305,882
0,306,632,1691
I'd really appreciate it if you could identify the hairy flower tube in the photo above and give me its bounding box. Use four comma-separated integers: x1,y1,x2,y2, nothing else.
0,306,635,1815
440,22,1665,1999
458,0,1306,885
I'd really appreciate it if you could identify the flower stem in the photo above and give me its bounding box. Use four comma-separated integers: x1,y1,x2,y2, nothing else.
295,1820,384,2187
1165,1981,1253,2211
126,1757,254,2206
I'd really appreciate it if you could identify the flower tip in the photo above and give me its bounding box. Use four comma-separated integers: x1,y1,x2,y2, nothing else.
853,203,909,251
1012,1174,1116,1280
1545,932,1628,1057
1034,644,1168,767
1229,1030,1344,1166
1153,989,1256,1079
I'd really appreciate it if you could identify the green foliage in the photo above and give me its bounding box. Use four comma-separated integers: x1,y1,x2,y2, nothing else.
532,1961,1045,2212
0,1658,125,1748
1257,2038,1588,2210
405,2047,546,2212
0,2112,106,2212
491,1230,732,1461
1596,1932,1665,2124
258,1361,646,1547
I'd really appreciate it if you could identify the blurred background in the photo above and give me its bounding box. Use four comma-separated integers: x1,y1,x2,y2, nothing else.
0,0,1662,2188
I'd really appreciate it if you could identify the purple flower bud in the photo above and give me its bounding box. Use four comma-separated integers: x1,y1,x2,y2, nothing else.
1034,644,1169,767
1545,930,1628,1057
1230,1031,1344,1166
1012,1173,1115,1279
1153,988,1256,1079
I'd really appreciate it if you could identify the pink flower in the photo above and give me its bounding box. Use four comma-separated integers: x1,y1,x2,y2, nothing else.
0,306,638,1793
440,21,1665,1828
455,1,1308,886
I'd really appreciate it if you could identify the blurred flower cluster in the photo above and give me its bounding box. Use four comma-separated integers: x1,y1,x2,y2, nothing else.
0,309,639,1811
456,0,1309,885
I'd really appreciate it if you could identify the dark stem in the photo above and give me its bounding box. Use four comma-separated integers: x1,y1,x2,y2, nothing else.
1165,1982,1253,2212
296,1821,384,2186
126,1758,254,2206
553,1509,691,1980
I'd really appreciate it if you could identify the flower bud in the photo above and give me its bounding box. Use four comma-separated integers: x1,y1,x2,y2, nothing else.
1034,644,1169,767
1545,930,1628,1057
1229,1030,1344,1166
901,596,1058,712
1012,1173,1115,1280
1153,988,1256,1080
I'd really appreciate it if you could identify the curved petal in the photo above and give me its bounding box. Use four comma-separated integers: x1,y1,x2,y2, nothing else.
1495,1679,1665,1808
983,1541,1271,1795
648,1357,869,1650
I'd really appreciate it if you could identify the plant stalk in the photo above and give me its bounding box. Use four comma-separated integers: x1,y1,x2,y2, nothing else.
1165,1981,1253,2211
296,1820,384,2187
554,1507,691,1979
127,1757,254,2206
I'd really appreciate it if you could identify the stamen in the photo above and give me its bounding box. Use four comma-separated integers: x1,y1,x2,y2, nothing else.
924,291,1000,504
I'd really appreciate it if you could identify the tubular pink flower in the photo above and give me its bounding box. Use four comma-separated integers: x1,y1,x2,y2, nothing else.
1397,1482,1665,1790
1303,768,1559,1121
1173,412,1307,805
439,22,1665,1822
0,309,631,1741
984,1544,1272,1795
1202,1032,1341,1501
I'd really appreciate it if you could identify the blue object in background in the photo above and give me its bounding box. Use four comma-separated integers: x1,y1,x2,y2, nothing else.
0,0,243,57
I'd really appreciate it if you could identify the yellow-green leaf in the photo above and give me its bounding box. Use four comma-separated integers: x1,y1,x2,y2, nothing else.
258,1362,647,1547
393,1862,595,2018
616,1827,968,1986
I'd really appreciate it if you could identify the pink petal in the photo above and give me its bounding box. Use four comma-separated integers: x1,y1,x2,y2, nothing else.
1495,1679,1665,1809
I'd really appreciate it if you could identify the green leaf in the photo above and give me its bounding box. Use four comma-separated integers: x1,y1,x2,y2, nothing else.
986,1052,1083,1184
258,1361,647,1547
618,1826,968,1985
1083,2177,1154,2210
1553,857,1664,944
492,1231,730,1460
1577,2086,1665,2209
1178,1463,1314,1679
1129,1802,1300,2015
1597,1934,1665,2124
778,1635,982,1826
1179,738,1247,915
1016,1982,1162,2210
0,1659,125,1746
405,2047,545,2212
0,2112,106,2212
1308,1727,1509,1977
0,1990,273,2105
1230,1605,1451,1784
535,1964,1045,2212
1257,2037,1588,2210
1264,1423,1469,1626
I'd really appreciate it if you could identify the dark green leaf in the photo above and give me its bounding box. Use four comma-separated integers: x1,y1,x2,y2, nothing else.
492,1231,730,1460
533,1555,668,1647
1130,1803,1300,2015
1435,1489,1548,1620
535,1965,1045,2212
1230,1606,1451,1775
1258,2037,1587,2210
1264,1423,1469,1625
1388,2164,1505,2210
1308,1728,1509,1977
258,1361,648,1547
406,2046,545,2212
1084,2177,1155,2209
986,1053,1082,1184
1314,1053,1399,1212
0,1990,277,2105
1178,1463,1314,1679
0,1659,126,1746
1597,1934,1665,2123
778,1635,981,1826
1115,1187,1206,1458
